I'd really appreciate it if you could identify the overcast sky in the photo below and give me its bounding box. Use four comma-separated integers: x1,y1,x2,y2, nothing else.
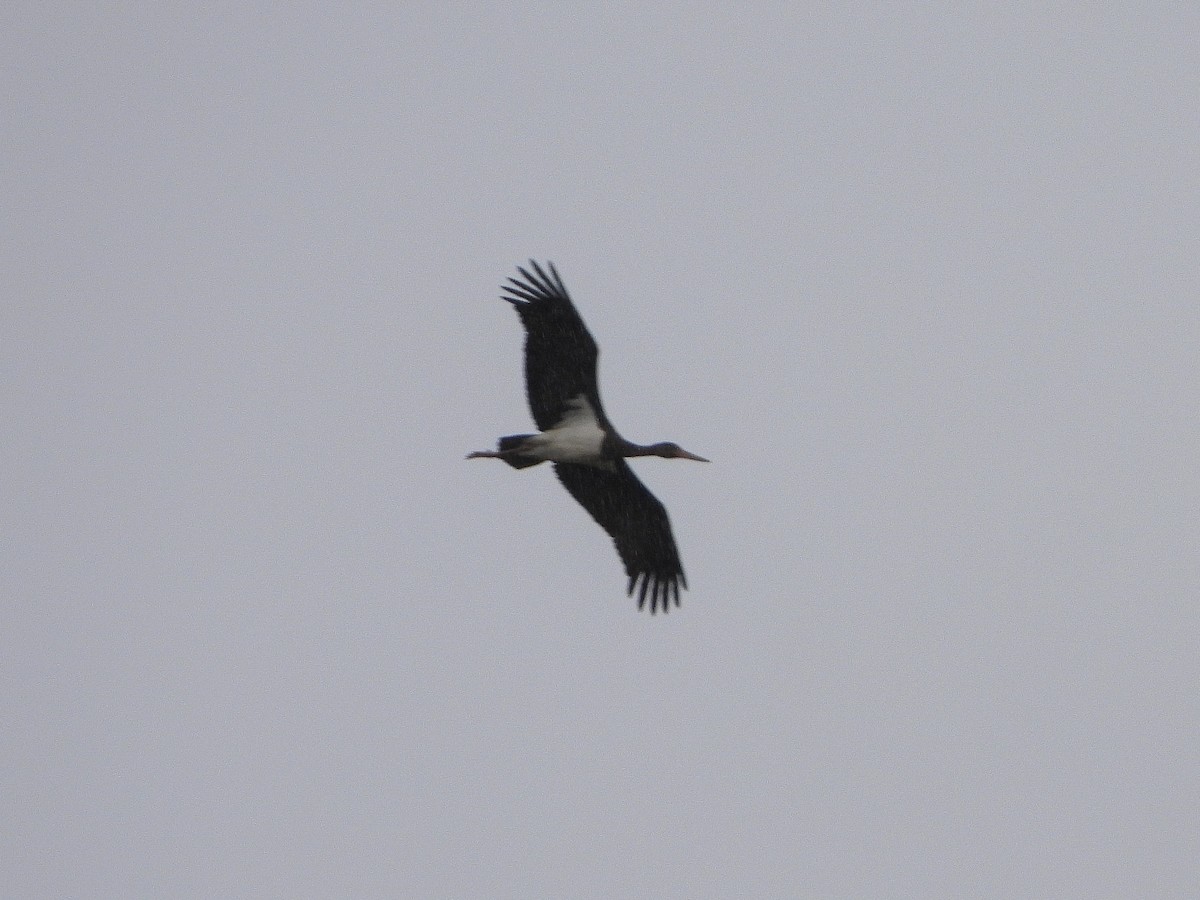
5,4,1198,898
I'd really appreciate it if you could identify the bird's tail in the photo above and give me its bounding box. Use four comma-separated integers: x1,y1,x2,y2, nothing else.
497,434,543,469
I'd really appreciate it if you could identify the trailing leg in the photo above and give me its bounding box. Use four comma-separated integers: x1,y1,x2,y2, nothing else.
466,434,543,469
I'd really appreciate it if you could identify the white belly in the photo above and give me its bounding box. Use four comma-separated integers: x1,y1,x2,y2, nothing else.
525,395,607,464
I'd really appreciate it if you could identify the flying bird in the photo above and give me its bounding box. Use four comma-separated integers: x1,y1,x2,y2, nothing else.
468,261,707,613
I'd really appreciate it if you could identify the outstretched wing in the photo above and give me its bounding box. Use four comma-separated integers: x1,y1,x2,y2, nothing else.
502,261,607,432
553,461,687,613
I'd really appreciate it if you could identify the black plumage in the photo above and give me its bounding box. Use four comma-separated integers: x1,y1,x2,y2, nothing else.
501,262,607,432
553,460,687,612
470,261,707,613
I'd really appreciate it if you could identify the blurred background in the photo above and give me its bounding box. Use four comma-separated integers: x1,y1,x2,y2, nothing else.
4,4,1197,897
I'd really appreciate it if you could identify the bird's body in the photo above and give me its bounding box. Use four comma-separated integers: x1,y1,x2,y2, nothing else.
468,261,707,613
519,395,609,466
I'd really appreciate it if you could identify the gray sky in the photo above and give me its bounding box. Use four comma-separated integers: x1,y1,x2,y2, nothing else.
5,4,1198,897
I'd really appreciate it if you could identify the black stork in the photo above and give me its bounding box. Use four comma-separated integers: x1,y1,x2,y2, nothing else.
468,261,708,613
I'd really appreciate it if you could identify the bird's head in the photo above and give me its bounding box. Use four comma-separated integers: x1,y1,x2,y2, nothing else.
649,442,709,462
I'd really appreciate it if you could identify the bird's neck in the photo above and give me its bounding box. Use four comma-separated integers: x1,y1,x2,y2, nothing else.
620,440,666,458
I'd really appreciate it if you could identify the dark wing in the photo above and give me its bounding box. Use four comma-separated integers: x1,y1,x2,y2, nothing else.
502,261,607,431
553,461,687,613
